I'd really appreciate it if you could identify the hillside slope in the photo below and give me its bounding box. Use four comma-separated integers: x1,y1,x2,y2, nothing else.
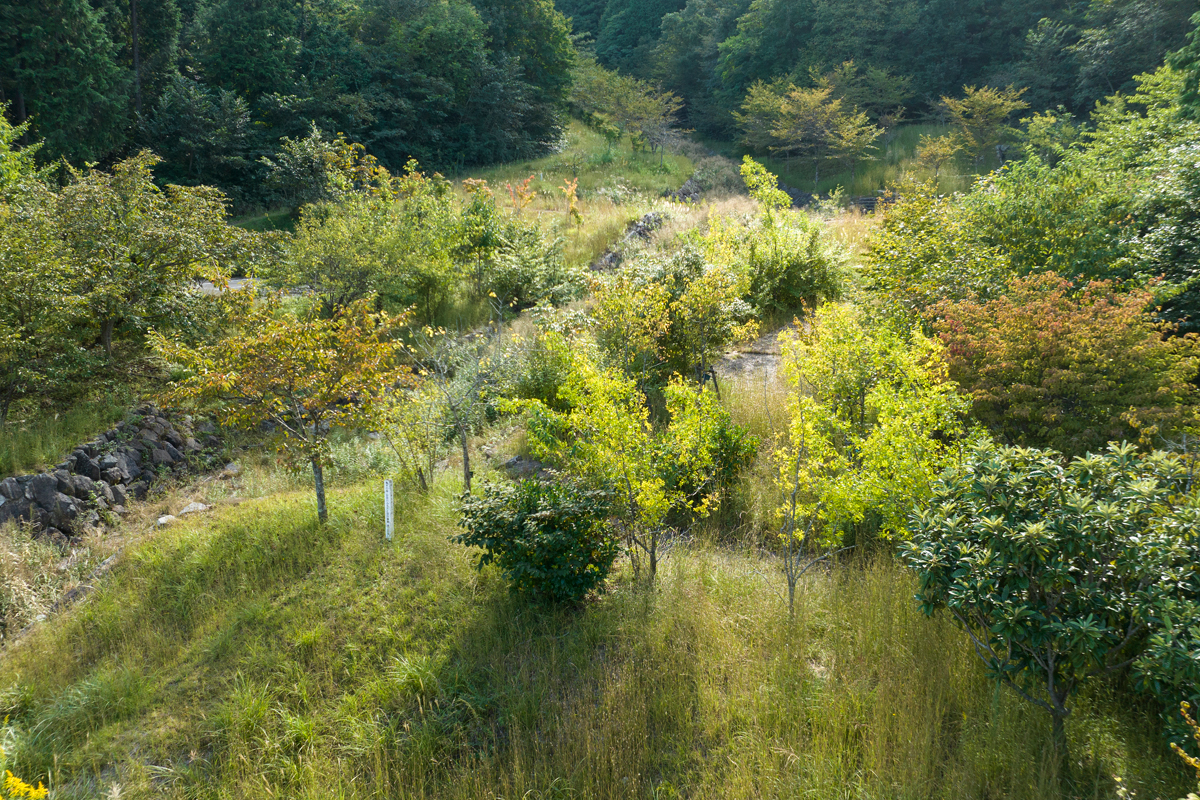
0,472,1188,799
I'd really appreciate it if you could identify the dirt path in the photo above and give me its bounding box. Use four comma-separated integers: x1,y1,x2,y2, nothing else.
716,324,793,382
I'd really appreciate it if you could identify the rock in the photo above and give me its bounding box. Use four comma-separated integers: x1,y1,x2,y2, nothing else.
101,467,124,486
117,452,142,481
197,420,218,435
156,515,178,527
94,480,115,504
163,428,184,448
223,462,241,477
151,448,175,467
54,470,74,497
502,455,550,479
77,456,102,481
178,502,209,516
139,429,161,445
129,481,150,500
162,441,184,462
27,474,60,508
98,453,120,471
0,477,22,500
47,492,79,531
0,496,32,525
110,484,128,506
68,474,97,499
183,437,203,454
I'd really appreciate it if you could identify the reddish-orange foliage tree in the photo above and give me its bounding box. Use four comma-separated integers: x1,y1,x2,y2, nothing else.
929,273,1200,456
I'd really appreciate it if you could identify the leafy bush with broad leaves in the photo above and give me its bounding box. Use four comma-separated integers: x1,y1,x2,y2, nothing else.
701,158,845,319
929,272,1200,457
904,441,1200,759
455,480,616,604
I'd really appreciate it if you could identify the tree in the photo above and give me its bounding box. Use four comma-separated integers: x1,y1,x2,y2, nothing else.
770,85,841,183
153,297,411,523
0,182,80,425
826,107,882,183
57,151,256,356
915,133,961,177
732,79,788,153
904,441,1200,768
701,158,846,317
941,85,1029,164
811,60,911,124
929,273,1200,457
0,0,129,163
1171,9,1200,120
777,302,968,547
525,346,752,582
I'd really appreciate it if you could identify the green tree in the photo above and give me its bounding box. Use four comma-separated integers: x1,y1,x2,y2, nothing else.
58,151,256,356
731,79,788,153
941,84,1029,164
456,480,617,604
904,441,1200,767
0,0,129,163
777,302,968,547
770,84,841,182
154,297,411,523
1171,9,1200,119
826,107,882,182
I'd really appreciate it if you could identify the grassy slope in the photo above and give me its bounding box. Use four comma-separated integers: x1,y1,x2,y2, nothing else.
0,453,1190,799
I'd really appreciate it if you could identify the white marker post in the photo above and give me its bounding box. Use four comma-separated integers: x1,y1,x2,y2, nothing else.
384,479,394,541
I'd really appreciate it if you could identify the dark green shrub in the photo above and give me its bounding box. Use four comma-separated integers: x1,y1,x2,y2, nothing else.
455,480,616,603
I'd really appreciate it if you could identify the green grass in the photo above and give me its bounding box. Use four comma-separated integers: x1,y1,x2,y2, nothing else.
0,460,1189,799
702,123,1003,198
0,386,141,478
231,207,298,233
461,120,693,207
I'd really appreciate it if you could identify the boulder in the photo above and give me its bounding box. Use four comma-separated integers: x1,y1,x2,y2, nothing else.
27,474,60,508
76,456,102,481
110,483,128,506
156,515,178,527
0,477,22,500
94,480,115,504
129,481,150,500
178,502,209,516
163,428,184,448
162,441,184,462
54,470,74,497
101,467,125,486
151,448,175,467
69,474,97,499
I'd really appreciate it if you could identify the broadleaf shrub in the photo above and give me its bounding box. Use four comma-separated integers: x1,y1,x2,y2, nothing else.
929,272,1200,457
455,480,616,603
904,441,1200,754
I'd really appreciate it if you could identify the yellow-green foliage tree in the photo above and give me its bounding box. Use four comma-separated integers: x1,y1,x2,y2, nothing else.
777,303,967,552
58,151,256,356
153,296,412,523
941,84,1029,163
525,341,755,581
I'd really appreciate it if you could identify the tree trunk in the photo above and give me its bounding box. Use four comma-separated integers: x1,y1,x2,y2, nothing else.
460,425,471,494
311,458,328,523
101,318,115,357
130,0,142,114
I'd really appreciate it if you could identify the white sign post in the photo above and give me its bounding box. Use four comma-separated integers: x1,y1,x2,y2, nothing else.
384,479,394,541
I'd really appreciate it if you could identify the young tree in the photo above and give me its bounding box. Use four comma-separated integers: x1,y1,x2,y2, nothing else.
941,85,1029,164
929,273,1200,457
915,133,961,177
770,85,841,182
0,183,80,424
58,151,256,356
827,108,883,183
904,442,1200,769
777,303,968,547
153,297,412,523
732,79,789,154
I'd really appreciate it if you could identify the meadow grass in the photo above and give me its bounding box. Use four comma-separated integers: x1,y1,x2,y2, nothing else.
0,385,141,478
0,457,1189,799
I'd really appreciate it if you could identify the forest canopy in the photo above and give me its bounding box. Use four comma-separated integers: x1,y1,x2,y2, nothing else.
0,0,573,208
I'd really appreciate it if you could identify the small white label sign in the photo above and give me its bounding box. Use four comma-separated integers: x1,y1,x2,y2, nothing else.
384,479,394,541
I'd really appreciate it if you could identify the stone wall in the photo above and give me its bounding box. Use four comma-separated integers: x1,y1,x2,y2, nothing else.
0,406,221,542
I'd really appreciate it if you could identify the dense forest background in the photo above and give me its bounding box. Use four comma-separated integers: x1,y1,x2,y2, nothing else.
561,0,1198,134
0,0,573,208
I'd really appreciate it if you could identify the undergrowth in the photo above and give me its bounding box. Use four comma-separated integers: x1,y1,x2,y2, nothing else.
0,468,1187,799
